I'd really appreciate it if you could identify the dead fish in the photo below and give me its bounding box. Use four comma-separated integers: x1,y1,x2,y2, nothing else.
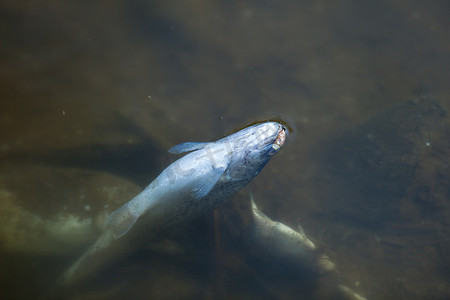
248,191,335,273
62,121,287,285
247,193,369,299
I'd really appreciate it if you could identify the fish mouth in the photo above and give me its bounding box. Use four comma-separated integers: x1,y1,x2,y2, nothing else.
271,125,287,151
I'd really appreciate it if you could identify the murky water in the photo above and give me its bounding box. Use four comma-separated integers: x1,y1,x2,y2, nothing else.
1,1,450,299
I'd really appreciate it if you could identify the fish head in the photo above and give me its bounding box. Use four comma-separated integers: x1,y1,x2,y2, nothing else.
227,121,287,180
243,121,287,158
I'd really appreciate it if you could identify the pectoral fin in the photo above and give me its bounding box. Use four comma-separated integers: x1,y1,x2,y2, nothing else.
192,166,226,199
105,205,138,239
168,142,210,154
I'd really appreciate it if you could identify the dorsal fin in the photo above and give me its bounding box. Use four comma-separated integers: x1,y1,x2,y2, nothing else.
168,142,210,154
297,224,306,235
250,190,269,219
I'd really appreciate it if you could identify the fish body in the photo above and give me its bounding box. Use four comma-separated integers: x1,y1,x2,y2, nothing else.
249,192,335,273
62,121,287,284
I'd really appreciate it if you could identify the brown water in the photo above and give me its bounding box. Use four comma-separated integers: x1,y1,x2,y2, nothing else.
1,1,450,299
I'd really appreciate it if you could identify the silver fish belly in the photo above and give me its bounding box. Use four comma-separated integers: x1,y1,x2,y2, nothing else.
62,121,287,284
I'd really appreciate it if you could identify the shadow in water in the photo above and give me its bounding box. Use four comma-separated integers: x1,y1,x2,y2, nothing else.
4,113,165,186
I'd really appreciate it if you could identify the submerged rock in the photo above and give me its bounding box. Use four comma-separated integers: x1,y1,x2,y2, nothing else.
0,162,141,256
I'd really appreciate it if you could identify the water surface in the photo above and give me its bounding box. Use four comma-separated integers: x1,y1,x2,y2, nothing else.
1,1,450,299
